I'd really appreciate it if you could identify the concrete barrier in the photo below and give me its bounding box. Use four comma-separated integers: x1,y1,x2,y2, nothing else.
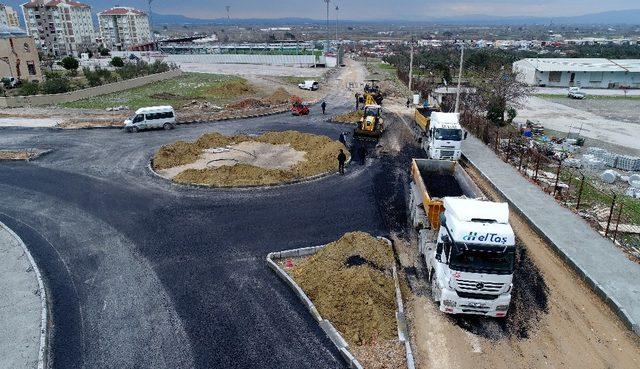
0,69,182,108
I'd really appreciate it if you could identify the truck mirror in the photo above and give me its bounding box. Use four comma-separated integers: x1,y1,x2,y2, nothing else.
441,234,450,244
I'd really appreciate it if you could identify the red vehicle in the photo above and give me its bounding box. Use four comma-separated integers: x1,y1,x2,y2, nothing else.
290,96,310,116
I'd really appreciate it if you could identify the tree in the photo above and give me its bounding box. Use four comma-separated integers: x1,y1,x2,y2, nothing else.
98,46,110,56
470,68,533,127
60,56,79,72
110,56,124,68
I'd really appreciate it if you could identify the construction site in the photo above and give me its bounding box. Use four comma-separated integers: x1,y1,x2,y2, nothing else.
1,34,639,369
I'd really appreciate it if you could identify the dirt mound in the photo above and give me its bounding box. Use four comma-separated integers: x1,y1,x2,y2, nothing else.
263,88,292,105
332,110,363,124
291,232,397,345
226,98,270,110
153,131,349,187
150,92,182,100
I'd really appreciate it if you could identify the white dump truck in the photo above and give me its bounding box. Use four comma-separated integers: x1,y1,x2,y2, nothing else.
413,109,463,160
409,159,516,317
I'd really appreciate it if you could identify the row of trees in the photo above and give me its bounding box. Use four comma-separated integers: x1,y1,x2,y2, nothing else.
16,59,174,96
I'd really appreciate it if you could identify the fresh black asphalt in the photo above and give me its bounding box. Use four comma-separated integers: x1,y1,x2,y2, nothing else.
0,104,417,369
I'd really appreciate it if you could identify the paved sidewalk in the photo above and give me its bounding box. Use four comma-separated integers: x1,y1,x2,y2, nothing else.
0,222,45,369
462,136,640,335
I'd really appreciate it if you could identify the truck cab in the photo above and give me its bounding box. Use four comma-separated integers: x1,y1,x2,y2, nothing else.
424,112,463,161
421,197,515,317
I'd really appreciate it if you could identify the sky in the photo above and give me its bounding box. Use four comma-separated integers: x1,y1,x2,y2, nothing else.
6,0,640,19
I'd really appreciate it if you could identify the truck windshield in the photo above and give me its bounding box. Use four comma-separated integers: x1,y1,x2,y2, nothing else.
435,128,462,141
449,248,515,275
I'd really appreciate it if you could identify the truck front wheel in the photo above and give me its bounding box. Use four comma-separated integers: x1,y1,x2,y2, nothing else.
430,272,441,303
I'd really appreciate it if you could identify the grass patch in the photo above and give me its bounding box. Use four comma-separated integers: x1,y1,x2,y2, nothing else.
61,73,254,110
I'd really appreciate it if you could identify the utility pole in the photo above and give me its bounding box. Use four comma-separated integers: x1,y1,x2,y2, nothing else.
323,0,330,52
454,41,464,113
335,5,339,42
408,36,414,95
148,0,154,42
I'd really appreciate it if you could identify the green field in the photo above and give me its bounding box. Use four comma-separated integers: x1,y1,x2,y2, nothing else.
61,73,253,110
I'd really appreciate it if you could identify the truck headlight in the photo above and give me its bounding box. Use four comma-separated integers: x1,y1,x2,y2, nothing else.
496,305,509,311
443,299,457,307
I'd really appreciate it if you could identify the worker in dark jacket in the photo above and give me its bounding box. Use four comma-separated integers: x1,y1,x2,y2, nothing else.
337,149,347,175
321,101,327,114
355,93,360,110
339,132,346,146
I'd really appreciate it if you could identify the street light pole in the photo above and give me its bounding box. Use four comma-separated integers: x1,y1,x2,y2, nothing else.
335,5,339,42
408,36,414,94
323,0,330,52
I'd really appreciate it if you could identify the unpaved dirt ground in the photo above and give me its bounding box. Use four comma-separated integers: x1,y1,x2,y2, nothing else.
376,98,640,369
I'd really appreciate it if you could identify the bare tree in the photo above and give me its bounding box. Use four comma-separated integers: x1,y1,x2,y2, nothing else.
469,67,534,127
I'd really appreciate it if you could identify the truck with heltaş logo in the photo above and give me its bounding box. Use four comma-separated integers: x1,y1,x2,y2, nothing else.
409,158,516,317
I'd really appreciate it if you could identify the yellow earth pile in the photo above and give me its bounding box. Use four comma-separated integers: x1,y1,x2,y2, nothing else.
291,232,397,345
262,88,292,105
0,150,33,160
153,130,349,187
332,110,363,124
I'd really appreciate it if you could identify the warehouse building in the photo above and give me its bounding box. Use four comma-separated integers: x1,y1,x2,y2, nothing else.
513,58,640,88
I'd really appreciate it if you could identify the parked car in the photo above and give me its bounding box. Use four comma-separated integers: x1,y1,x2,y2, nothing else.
298,80,319,91
568,87,586,99
1,77,20,88
124,106,176,133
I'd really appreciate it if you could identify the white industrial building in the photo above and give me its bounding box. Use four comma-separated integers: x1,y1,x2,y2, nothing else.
513,58,640,88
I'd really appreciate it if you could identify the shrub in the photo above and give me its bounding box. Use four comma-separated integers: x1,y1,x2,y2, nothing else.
18,81,40,95
98,46,110,56
110,56,124,68
41,75,71,94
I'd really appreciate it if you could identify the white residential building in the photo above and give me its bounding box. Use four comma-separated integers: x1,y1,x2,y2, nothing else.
98,7,150,51
21,0,94,57
0,3,20,27
513,58,640,89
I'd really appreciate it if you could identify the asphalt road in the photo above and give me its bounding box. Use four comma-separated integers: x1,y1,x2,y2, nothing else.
0,103,412,368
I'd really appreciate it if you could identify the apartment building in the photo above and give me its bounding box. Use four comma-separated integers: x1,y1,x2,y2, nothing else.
21,0,94,57
0,3,20,27
0,26,42,82
98,7,150,51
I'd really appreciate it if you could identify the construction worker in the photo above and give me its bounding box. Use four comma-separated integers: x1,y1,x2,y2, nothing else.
355,93,360,110
321,101,327,114
406,98,411,108
358,145,366,165
339,132,346,146
337,149,347,175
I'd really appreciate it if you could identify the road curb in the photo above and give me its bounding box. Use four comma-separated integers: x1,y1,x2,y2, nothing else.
266,243,363,369
462,154,640,337
0,221,49,369
267,236,411,369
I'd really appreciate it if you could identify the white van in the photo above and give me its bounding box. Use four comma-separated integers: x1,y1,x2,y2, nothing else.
124,106,176,133
298,80,319,91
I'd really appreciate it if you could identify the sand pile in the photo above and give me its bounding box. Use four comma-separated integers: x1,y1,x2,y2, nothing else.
263,88,292,105
332,110,363,124
0,150,33,160
153,131,349,187
291,232,397,345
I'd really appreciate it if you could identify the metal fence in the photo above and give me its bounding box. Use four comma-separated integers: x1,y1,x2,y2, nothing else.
463,117,640,260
